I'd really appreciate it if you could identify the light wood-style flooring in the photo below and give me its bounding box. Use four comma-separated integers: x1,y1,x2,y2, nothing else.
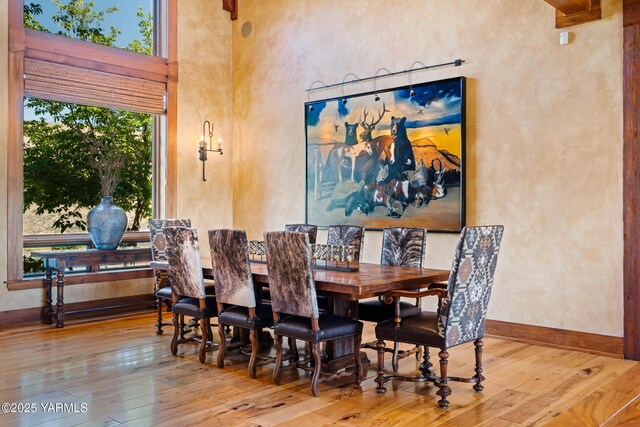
0,312,638,426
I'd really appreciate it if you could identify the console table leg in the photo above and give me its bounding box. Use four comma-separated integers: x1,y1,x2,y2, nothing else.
56,268,65,328
42,268,53,324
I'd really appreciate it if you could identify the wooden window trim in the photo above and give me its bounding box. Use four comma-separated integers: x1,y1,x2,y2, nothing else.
7,0,178,282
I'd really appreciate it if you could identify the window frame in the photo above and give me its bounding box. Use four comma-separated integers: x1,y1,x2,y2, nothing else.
7,0,178,283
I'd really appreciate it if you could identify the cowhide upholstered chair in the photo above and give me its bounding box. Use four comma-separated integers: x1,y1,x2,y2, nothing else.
264,231,364,397
208,229,274,378
318,225,365,313
149,218,191,334
374,225,504,409
284,224,318,244
165,226,218,363
327,225,365,261
359,227,426,371
261,224,319,306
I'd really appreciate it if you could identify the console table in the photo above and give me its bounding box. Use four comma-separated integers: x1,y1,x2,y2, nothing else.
31,248,152,328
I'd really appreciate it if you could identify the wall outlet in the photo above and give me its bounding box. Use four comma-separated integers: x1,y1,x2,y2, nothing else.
560,32,569,45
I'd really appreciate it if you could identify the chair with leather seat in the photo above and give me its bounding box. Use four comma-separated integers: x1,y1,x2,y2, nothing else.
358,227,426,371
149,218,191,334
327,224,364,261
264,231,363,396
261,224,319,305
165,226,219,363
374,225,504,409
284,224,318,244
208,229,274,378
318,225,365,312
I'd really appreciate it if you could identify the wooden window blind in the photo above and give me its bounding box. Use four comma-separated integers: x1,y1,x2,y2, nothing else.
24,58,166,114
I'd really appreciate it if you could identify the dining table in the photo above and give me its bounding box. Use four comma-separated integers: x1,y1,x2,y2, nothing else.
151,258,450,372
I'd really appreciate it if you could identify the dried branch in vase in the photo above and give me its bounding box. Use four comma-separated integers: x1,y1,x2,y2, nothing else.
87,137,127,197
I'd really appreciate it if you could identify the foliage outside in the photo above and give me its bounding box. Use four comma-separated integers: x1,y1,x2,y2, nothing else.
23,1,154,234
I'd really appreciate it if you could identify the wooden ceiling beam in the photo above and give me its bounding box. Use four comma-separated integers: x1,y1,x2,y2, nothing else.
543,0,602,28
625,0,640,27
222,0,238,21
544,0,593,15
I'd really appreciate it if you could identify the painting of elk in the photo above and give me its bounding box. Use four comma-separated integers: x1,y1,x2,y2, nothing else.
305,77,465,232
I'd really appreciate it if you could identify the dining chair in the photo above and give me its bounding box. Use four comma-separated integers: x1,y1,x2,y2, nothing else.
149,218,191,334
327,225,365,261
319,225,366,313
165,226,219,363
374,225,504,409
264,231,363,396
208,229,274,377
262,224,319,305
358,227,426,371
285,224,318,244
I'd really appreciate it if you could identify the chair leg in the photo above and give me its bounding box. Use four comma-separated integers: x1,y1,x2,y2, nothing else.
198,317,209,363
437,349,451,409
217,323,226,368
311,342,322,397
420,346,432,377
249,329,259,378
288,337,299,361
354,334,362,385
375,339,387,394
155,298,164,335
170,312,179,356
473,339,485,392
179,314,186,340
273,334,283,385
207,322,214,345
391,341,400,373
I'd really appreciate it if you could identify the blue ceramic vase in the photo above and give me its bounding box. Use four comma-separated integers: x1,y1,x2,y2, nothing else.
87,196,127,250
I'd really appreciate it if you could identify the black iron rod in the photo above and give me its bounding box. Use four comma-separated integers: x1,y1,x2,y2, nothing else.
305,59,465,92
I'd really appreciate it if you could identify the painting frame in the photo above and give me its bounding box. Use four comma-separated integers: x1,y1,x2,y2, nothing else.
304,76,466,233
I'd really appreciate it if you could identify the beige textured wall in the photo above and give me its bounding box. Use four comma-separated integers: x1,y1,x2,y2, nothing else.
177,0,234,252
0,1,234,312
232,0,624,336
0,0,9,309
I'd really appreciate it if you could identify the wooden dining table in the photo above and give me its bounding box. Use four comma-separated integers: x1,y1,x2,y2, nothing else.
151,258,450,372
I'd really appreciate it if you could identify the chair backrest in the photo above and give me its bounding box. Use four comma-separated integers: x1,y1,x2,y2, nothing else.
208,229,256,308
439,225,504,348
285,224,318,244
327,225,365,261
149,218,192,262
381,227,426,268
164,226,206,299
264,231,319,319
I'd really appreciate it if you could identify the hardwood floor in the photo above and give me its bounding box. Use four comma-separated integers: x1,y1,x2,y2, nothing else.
0,312,638,426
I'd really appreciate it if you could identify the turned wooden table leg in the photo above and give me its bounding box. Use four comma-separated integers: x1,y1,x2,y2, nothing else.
55,267,65,328
42,268,53,324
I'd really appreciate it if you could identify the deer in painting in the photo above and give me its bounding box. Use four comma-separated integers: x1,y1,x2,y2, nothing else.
430,158,447,199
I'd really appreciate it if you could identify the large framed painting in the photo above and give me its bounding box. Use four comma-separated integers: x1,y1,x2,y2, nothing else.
305,76,465,232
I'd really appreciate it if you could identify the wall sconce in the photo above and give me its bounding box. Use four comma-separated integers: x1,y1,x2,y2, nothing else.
198,120,223,181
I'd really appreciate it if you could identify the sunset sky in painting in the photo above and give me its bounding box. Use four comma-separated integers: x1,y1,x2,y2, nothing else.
307,79,463,157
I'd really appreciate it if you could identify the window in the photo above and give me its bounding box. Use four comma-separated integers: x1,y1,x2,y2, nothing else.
23,0,159,56
7,0,178,283
22,101,155,275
